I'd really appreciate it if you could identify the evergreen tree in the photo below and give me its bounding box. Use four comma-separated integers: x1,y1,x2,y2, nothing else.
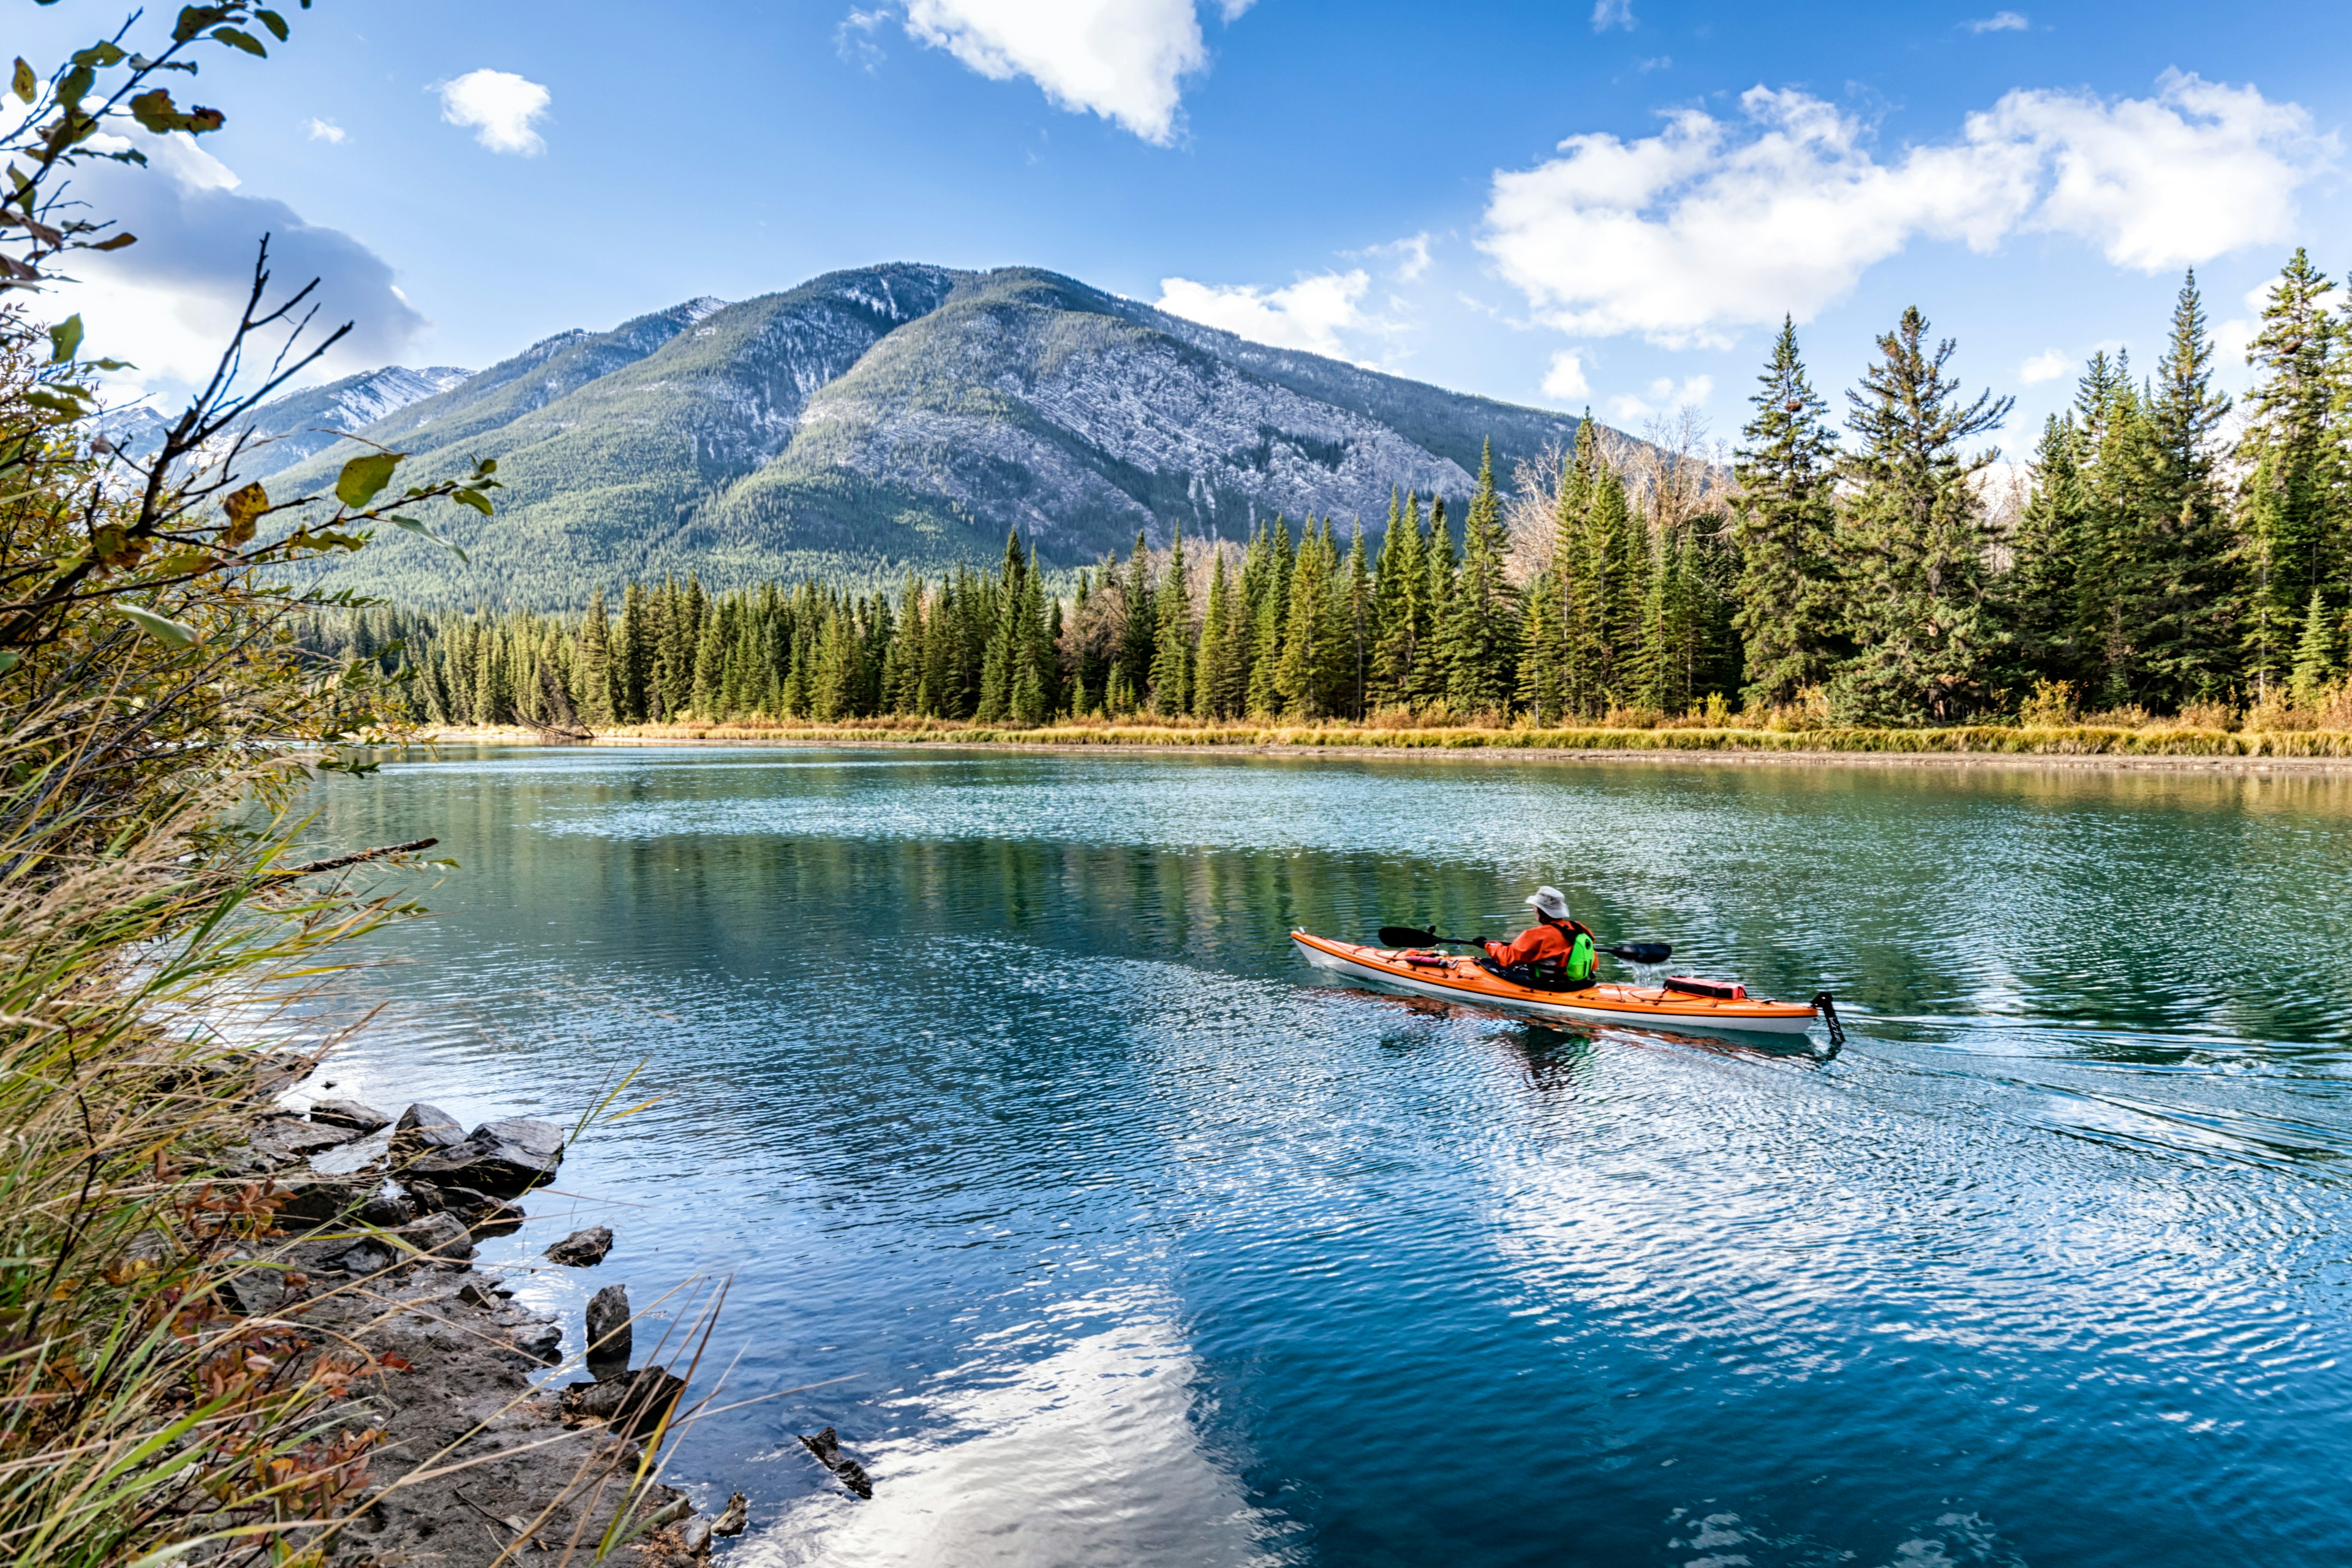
1515,564,1564,723
1245,519,1293,716
1441,441,1518,713
690,603,726,717
576,586,614,726
2290,586,2339,704
2237,249,2345,701
1413,500,1455,707
1731,317,1843,707
1830,306,2014,724
1149,524,1193,715
2007,413,2090,689
1194,548,1246,720
1369,490,1426,707
1117,532,1158,706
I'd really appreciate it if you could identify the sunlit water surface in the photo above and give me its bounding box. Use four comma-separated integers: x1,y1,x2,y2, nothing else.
300,748,2352,1567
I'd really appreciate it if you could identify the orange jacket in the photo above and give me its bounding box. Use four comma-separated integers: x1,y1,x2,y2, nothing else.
1485,922,1575,967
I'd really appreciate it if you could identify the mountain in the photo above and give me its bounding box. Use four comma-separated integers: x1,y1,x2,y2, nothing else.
253,265,1592,606
99,365,472,473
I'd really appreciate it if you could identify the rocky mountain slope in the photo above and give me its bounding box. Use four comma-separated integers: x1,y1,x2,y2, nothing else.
251,265,1592,606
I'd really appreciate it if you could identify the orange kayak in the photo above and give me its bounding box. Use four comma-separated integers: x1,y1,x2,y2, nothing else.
1291,930,1835,1040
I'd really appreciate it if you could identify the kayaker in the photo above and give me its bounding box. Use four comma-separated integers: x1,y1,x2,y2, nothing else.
1480,886,1597,991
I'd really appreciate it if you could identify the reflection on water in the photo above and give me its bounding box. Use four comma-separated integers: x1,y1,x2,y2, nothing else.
302,748,2352,1567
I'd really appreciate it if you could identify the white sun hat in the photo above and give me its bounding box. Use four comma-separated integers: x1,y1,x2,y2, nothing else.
1525,886,1570,921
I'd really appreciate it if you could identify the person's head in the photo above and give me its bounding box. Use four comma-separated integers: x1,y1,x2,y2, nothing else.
1525,886,1571,925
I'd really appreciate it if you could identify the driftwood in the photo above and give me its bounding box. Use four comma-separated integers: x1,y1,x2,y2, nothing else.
271,837,438,876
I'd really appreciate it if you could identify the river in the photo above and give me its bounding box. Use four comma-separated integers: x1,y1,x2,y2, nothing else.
303,747,2352,1567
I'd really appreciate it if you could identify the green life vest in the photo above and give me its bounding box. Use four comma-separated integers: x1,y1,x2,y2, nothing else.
1564,929,1596,982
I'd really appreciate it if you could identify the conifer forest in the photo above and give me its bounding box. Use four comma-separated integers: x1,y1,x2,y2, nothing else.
312,260,2352,734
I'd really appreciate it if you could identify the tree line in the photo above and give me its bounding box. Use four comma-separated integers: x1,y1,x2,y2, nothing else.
311,254,2352,730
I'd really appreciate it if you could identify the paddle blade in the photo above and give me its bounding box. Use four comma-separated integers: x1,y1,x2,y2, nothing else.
1608,941,1673,965
1378,925,1439,949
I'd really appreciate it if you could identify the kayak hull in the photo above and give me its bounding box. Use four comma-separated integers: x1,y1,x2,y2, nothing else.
1291,930,1822,1038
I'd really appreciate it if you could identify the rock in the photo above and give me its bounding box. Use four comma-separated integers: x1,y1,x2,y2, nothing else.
545,1226,612,1267
456,1279,499,1310
233,1116,363,1172
406,1118,564,1196
404,1180,524,1235
356,1188,415,1229
388,1102,467,1158
559,1365,686,1440
712,1493,748,1537
677,1517,714,1556
221,1257,286,1315
800,1427,873,1499
269,1172,374,1229
513,1320,562,1365
334,1242,394,1275
585,1283,631,1371
397,1211,475,1265
309,1096,391,1133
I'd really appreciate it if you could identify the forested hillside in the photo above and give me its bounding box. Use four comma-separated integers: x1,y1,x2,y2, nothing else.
245,265,1589,605
308,257,2352,729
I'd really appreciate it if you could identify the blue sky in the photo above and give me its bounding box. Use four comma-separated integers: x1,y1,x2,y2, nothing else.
30,0,2352,454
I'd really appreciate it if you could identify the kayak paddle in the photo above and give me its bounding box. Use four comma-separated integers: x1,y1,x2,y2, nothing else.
1377,925,1673,965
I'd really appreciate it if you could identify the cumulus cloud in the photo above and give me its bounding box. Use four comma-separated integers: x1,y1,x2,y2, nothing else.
1541,350,1591,400
2020,348,2069,383
1155,270,1374,356
1967,10,2029,31
48,128,424,395
1481,71,2335,349
837,7,890,69
304,117,345,144
900,0,1243,143
1592,0,1636,31
439,69,551,156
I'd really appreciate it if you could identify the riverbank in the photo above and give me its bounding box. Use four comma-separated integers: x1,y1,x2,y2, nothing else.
415,719,2352,773
226,1068,728,1564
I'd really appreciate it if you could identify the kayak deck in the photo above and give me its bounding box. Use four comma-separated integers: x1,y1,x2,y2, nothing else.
1291,930,1825,1038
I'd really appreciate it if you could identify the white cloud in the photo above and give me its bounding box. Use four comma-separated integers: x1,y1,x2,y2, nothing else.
48,127,424,396
837,7,890,70
2020,348,2069,383
1591,0,1636,31
1609,374,1713,423
438,69,551,156
1155,270,1373,356
304,117,345,144
1967,11,2029,31
1542,349,1591,401
902,0,1236,145
1350,230,1433,282
1480,72,2335,350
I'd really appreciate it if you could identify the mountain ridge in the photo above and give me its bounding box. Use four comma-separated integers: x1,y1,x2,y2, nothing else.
251,263,1595,606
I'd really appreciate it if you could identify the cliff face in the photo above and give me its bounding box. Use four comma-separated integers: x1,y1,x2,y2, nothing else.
254,264,1589,606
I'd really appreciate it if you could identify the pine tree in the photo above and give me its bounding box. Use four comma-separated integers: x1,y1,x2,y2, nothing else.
1148,524,1192,716
1245,518,1292,716
2119,271,2237,707
1441,441,1518,713
1731,317,1844,708
1194,548,1243,720
2007,413,2089,690
2237,249,2345,702
1830,306,2015,725
690,603,726,718
1413,500,1454,707
576,586,614,726
1369,491,1425,708
1275,521,1349,718
1515,564,1564,723
1117,533,1158,707
2290,586,2339,704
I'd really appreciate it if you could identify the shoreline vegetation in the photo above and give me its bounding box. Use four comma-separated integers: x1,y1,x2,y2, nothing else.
415,714,2352,767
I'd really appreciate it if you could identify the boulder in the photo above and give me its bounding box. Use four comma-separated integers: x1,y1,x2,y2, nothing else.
513,1319,563,1365
234,1115,362,1172
585,1283,631,1371
712,1493,748,1537
356,1188,414,1229
559,1365,686,1441
388,1102,466,1158
401,1180,522,1234
545,1226,613,1267
397,1211,475,1265
269,1172,375,1229
309,1097,391,1133
406,1118,564,1196
333,1242,394,1275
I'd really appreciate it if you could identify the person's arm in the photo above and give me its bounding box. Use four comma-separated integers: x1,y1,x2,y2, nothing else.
1487,928,1554,965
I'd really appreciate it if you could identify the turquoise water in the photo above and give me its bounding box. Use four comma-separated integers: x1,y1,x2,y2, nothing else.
305,748,2352,1566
